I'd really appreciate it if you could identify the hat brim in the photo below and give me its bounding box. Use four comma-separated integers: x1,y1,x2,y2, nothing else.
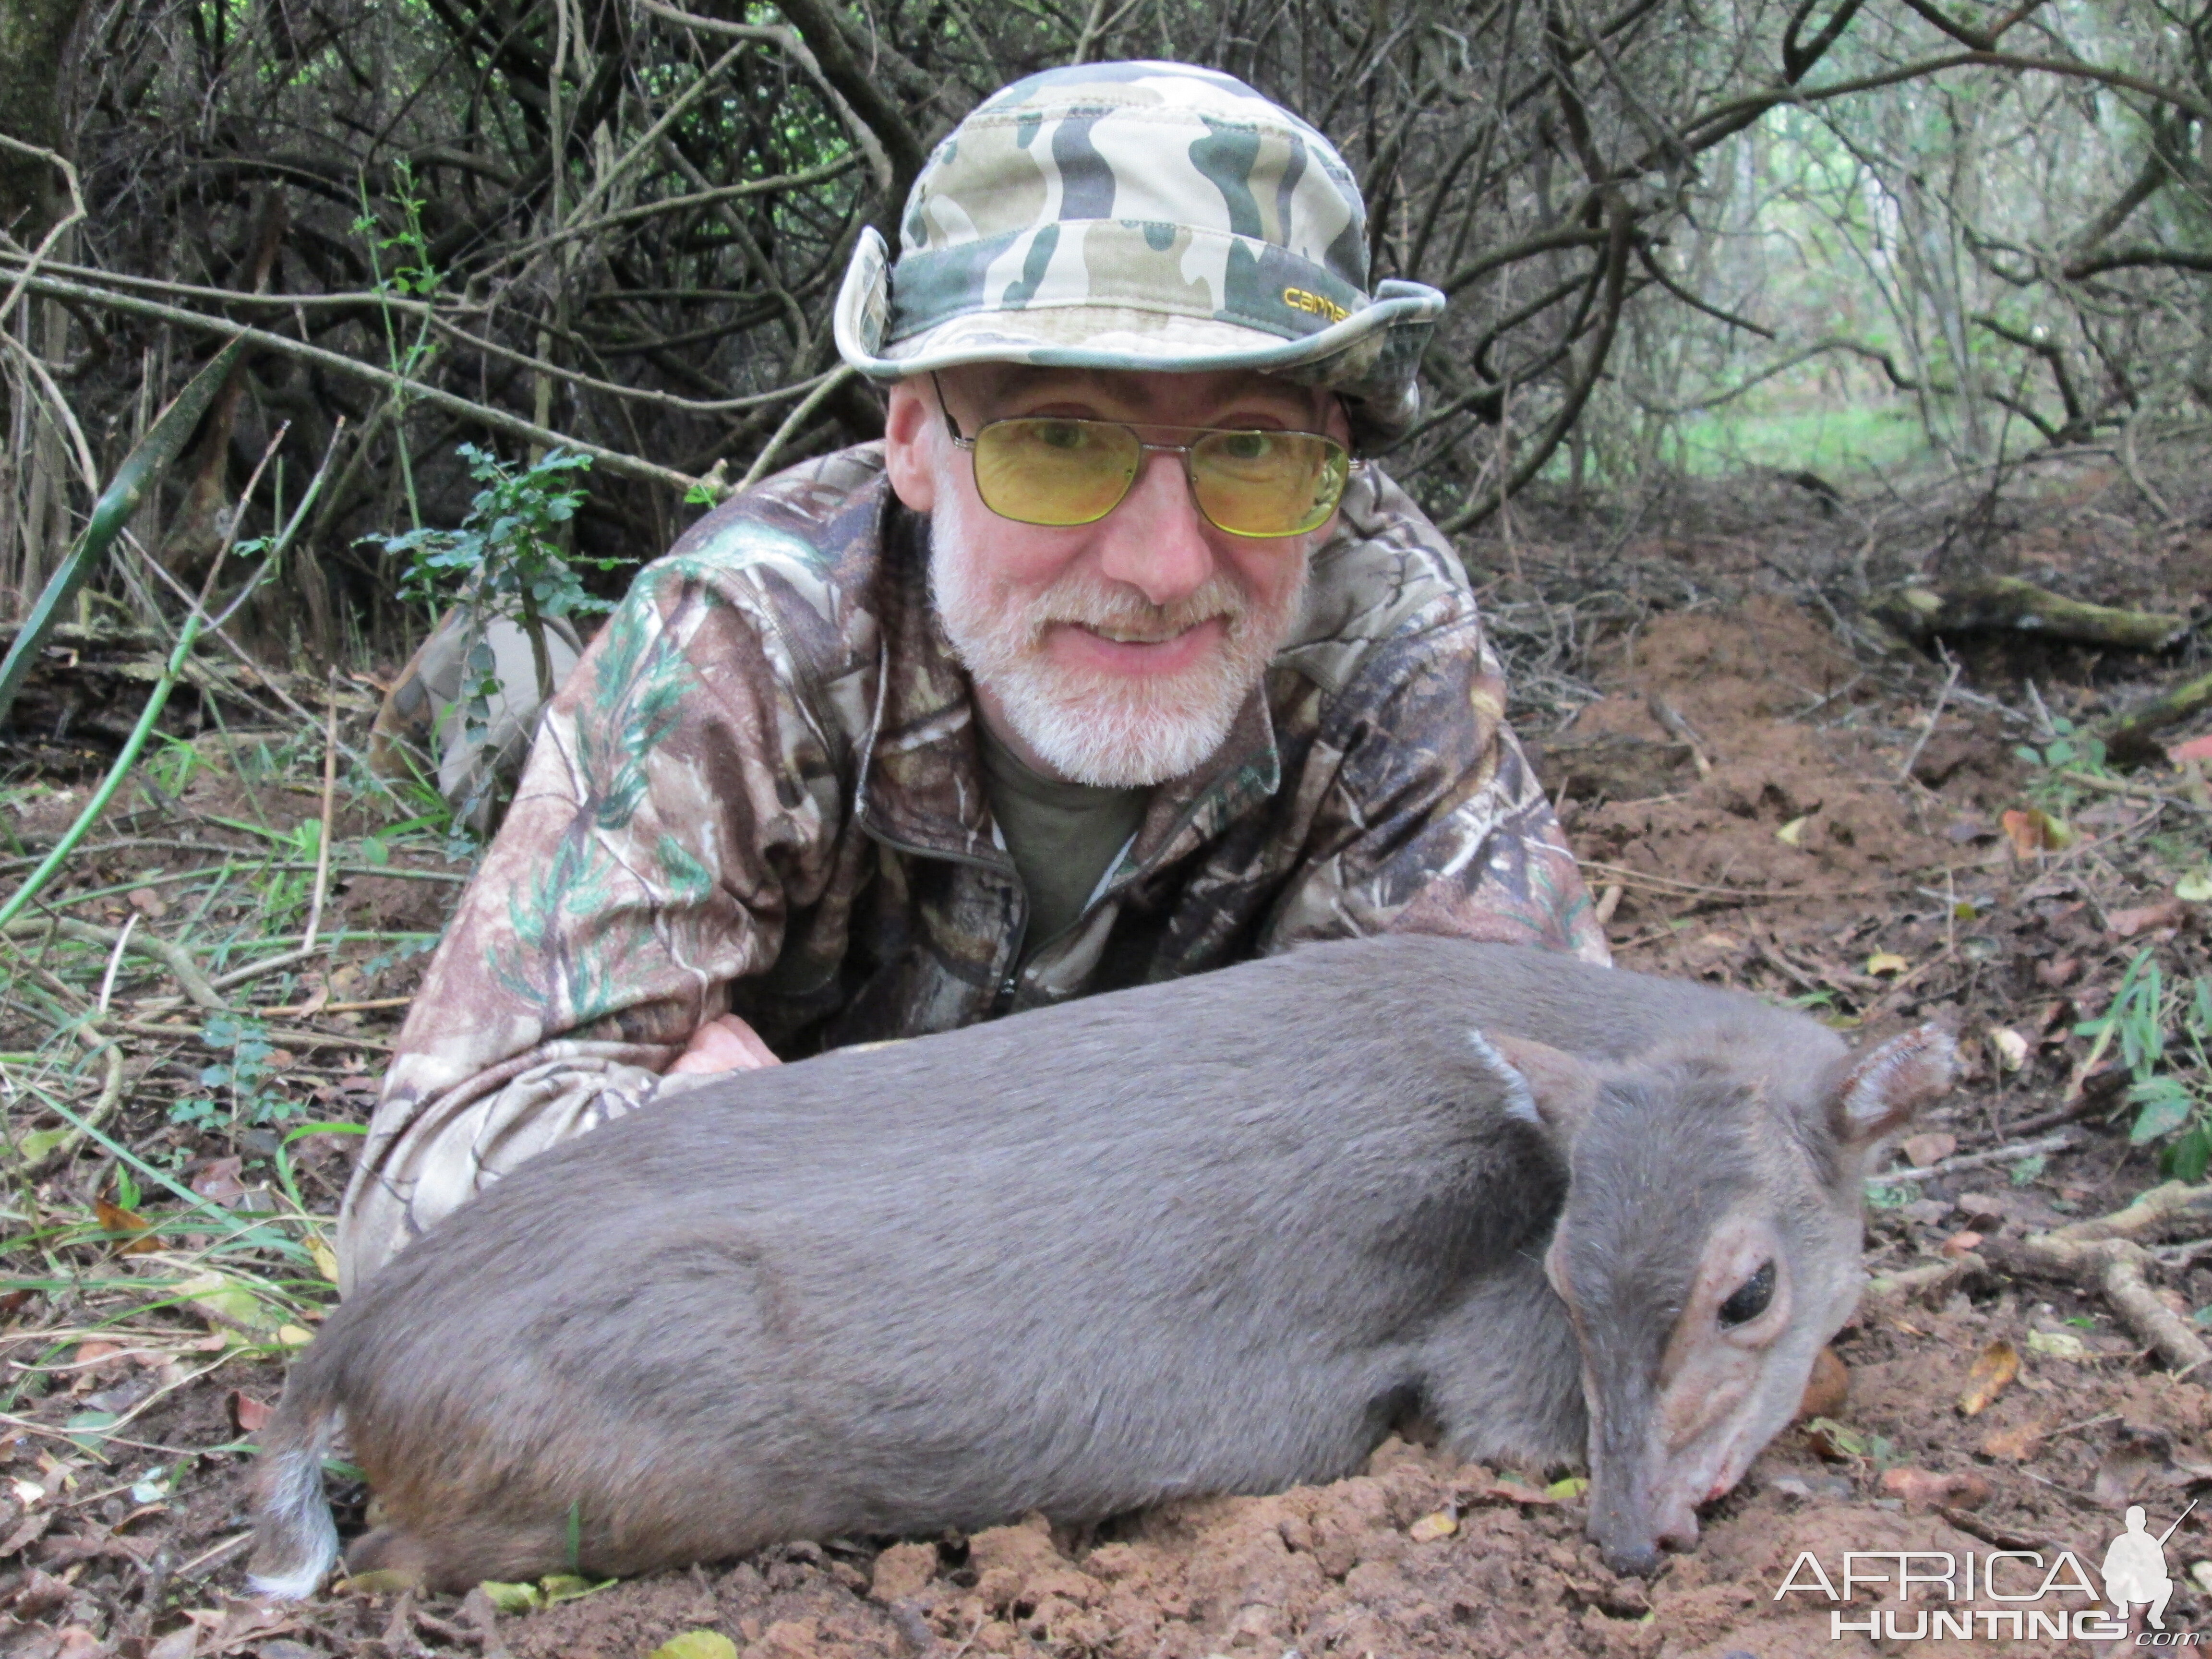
832,228,1443,445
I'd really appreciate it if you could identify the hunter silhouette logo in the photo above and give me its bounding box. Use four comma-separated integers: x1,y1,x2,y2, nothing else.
2102,1500,2196,1630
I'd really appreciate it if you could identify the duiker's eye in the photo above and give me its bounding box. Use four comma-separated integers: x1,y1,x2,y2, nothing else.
1719,1261,1776,1327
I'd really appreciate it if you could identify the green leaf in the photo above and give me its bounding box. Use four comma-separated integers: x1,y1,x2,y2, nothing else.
2130,1078,2197,1144
66,1410,119,1451
649,1635,739,1659
479,1581,542,1613
541,1574,616,1603
2008,1154,2047,1185
14,1126,72,1164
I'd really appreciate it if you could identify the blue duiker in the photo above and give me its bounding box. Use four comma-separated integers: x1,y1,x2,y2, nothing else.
247,935,1948,1593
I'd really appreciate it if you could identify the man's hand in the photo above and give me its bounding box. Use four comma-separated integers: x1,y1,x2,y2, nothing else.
667,1012,782,1076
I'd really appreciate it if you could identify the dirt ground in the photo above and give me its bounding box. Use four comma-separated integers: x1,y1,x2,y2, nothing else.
2,457,2210,1658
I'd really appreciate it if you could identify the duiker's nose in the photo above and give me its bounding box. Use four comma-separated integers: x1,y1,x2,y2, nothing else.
1601,1538,1665,1577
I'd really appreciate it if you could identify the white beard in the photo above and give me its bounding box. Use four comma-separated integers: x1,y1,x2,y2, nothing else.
927,472,1309,788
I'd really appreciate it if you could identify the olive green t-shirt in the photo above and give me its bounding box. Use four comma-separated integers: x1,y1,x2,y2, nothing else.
976,722,1150,962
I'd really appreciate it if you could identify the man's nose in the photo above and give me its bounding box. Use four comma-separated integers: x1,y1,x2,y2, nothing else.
1094,448,1215,607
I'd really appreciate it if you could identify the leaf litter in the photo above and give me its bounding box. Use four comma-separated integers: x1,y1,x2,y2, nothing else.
4,466,2212,1653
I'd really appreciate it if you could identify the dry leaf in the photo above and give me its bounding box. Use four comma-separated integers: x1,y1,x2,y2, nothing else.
1866,951,1910,977
1776,816,1808,847
94,1198,159,1256
1407,1509,1458,1542
125,887,168,919
2169,733,2212,765
2111,899,2195,938
1797,1346,1850,1421
1987,1028,2028,1071
1981,1421,2044,1461
2025,1328,2086,1360
1940,1230,1984,1257
1958,1339,2019,1416
1880,1467,1993,1511
146,1626,197,1659
308,1238,341,1284
1479,1479,1561,1506
338,1568,422,1597
2092,1432,2173,1506
1800,1418,1865,1462
189,1157,247,1205
2002,807,2077,857
228,1391,273,1433
1899,1132,1957,1168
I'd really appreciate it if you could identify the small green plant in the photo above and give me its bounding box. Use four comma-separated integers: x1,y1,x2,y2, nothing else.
355,157,442,531
170,1014,294,1132
376,444,615,736
144,734,205,798
2077,948,2212,1179
2012,713,2116,823
2013,713,2106,774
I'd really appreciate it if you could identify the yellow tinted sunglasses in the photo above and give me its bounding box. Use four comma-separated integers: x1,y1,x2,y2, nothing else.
934,378,1354,540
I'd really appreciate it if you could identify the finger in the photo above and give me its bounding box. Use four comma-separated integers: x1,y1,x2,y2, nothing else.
718,1015,782,1070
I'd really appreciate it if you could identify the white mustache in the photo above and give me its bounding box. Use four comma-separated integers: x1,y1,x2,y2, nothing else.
1026,579,1248,643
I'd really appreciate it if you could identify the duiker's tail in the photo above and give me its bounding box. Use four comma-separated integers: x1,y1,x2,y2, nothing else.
244,1387,342,1599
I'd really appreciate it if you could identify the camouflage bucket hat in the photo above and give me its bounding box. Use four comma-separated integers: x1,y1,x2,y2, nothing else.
832,60,1446,446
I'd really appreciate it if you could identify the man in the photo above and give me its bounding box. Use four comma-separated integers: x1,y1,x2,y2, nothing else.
2102,1505,2176,1630
337,60,1607,1291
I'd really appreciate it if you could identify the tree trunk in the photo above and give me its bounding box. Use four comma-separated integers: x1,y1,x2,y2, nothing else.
0,0,90,240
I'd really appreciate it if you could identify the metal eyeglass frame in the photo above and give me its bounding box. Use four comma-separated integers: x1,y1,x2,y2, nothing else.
927,372,1358,538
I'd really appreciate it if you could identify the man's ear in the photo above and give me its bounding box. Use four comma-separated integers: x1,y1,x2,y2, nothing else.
1468,1029,1601,1145
883,377,940,512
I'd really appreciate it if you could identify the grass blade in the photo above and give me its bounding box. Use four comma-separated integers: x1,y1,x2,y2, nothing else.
0,334,248,727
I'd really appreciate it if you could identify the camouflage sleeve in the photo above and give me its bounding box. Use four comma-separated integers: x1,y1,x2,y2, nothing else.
337,551,854,1292
1266,608,1611,966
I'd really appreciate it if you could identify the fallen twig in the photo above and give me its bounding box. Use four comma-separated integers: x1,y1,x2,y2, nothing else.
1980,1184,2212,1372
1,916,225,1010
1875,576,2189,652
1645,693,1713,777
21,1022,126,1175
1897,652,1963,783
1867,1251,1987,1300
2059,767,2211,816
2104,668,2212,764
1870,1128,2080,1187
301,675,339,956
110,1018,390,1052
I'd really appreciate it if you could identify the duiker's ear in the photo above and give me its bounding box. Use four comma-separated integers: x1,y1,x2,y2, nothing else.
1469,1030,1602,1143
1831,1024,1956,1148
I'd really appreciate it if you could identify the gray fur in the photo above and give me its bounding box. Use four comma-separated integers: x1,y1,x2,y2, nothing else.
247,935,1939,1593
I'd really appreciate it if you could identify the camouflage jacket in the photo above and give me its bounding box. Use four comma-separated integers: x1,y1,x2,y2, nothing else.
337,445,1608,1290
